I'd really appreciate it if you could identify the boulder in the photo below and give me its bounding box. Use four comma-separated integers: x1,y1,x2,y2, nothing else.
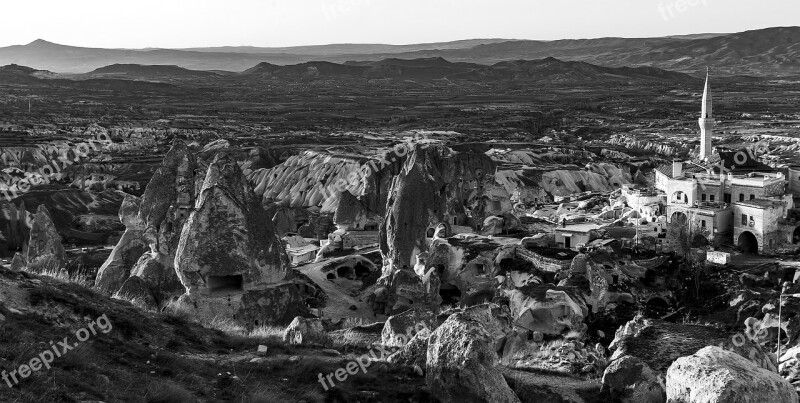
666,346,797,403
387,327,431,368
381,308,437,347
602,355,665,403
426,310,520,403
127,253,184,304
457,303,514,353
282,316,332,347
9,253,25,272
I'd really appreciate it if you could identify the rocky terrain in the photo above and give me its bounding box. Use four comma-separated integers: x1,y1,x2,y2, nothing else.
1,23,800,403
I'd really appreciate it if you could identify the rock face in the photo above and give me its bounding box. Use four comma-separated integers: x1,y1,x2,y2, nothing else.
95,143,196,306
508,285,588,336
95,194,148,294
380,145,494,273
426,306,520,403
666,346,797,403
25,205,66,271
602,355,665,403
174,153,295,325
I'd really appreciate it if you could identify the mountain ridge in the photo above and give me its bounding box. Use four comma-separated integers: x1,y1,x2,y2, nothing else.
1,27,797,75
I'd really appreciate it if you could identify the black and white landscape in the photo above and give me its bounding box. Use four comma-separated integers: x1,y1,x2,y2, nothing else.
1,1,800,402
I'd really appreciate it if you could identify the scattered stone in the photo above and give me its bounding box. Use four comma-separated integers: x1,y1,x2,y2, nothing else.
320,349,341,356
257,345,268,356
288,356,300,363
249,358,266,364
666,346,797,403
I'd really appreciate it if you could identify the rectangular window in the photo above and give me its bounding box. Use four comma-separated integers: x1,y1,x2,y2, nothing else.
701,220,706,228
750,194,755,200
741,214,747,225
739,194,745,202
724,193,731,203
710,195,715,201
701,194,707,201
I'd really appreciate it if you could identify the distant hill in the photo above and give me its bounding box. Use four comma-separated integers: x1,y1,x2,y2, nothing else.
0,27,797,76
86,64,220,80
179,39,513,55
241,56,697,84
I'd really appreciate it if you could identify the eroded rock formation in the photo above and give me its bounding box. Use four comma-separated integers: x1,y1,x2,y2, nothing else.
174,153,301,325
25,205,66,271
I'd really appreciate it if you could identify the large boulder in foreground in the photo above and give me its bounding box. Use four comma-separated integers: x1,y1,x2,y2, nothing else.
666,346,796,403
426,308,520,403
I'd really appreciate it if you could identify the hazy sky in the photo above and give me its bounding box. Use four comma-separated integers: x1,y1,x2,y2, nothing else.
1,0,798,48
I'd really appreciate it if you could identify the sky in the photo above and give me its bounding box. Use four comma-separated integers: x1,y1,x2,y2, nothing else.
1,0,798,48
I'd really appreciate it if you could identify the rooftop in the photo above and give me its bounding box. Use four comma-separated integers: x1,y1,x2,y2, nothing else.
735,199,785,209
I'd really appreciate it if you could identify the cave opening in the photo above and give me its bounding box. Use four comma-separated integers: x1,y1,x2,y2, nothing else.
207,275,244,294
439,286,461,306
336,266,355,279
354,262,371,278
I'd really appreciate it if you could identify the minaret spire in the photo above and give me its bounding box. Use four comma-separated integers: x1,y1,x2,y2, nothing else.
698,67,714,159
701,67,712,119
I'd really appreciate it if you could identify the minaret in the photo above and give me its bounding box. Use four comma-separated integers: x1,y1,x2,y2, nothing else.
698,68,714,159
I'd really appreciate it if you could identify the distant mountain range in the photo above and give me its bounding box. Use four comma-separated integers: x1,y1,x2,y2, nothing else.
0,56,699,87
0,27,797,76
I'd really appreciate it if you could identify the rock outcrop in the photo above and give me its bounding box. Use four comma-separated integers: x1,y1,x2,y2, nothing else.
25,205,66,271
174,153,298,326
95,194,148,294
666,346,796,403
96,143,197,306
508,285,588,336
380,145,494,273
426,305,520,403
